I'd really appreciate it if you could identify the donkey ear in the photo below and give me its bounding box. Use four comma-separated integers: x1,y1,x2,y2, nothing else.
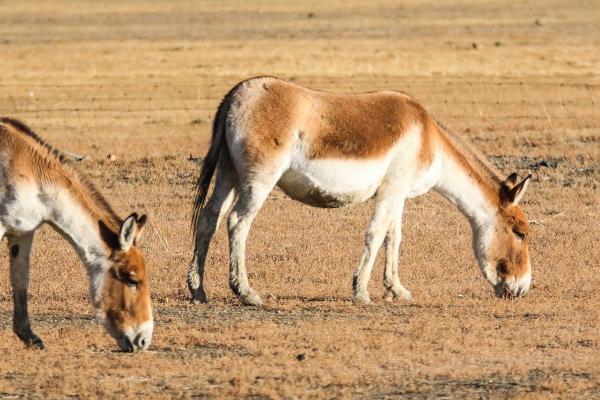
134,214,148,244
504,172,519,188
119,214,138,251
507,174,531,206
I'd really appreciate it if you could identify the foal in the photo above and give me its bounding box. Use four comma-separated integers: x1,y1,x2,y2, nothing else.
0,118,152,351
188,77,532,306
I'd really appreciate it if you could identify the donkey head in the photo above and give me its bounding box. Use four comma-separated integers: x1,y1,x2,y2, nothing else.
477,173,532,298
97,213,153,352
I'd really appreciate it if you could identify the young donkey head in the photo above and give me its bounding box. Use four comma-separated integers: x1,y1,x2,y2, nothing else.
476,174,532,298
97,213,153,352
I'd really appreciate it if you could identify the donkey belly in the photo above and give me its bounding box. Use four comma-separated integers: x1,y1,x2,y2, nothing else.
277,158,388,208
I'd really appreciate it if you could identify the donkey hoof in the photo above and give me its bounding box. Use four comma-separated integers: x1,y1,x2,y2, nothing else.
190,289,208,305
385,287,412,301
400,291,412,301
17,330,45,350
240,291,263,306
26,336,45,350
353,292,372,305
384,291,394,302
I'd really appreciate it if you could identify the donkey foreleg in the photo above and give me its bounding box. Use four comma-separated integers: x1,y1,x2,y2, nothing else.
8,233,44,349
383,216,412,301
352,197,398,304
188,169,237,304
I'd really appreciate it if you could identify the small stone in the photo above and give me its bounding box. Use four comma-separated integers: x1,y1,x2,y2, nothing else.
107,154,116,161
296,353,305,361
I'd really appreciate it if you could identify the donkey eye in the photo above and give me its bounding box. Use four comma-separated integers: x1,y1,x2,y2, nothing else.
121,274,140,289
512,229,525,241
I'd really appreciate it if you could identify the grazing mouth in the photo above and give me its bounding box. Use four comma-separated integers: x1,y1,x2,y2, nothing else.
495,283,515,299
96,318,137,352
118,334,136,353
117,332,149,353
494,281,528,298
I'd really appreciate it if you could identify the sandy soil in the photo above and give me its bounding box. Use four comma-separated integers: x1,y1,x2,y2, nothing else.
0,0,598,397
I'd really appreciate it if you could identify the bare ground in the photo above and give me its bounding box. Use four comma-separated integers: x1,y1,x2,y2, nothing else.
0,0,598,398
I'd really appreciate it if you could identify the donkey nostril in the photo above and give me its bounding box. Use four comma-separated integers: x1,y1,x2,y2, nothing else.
134,333,147,349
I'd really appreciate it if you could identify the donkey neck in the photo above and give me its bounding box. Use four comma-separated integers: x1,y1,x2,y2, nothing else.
44,184,120,302
433,130,501,229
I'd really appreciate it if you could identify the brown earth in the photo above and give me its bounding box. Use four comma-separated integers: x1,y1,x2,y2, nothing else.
0,0,599,398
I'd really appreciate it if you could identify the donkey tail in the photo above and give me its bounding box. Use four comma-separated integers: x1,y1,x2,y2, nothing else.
191,93,233,239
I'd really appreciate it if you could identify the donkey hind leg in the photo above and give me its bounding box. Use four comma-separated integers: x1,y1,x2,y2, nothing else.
8,232,44,349
188,165,238,304
383,215,412,301
227,175,280,306
352,195,401,304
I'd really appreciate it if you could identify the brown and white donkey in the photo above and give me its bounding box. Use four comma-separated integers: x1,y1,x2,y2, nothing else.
188,77,532,306
0,118,152,351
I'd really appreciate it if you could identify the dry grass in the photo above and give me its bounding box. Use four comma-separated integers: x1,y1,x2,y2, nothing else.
0,0,599,398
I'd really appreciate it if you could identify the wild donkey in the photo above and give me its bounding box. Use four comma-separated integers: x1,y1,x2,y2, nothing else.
188,77,532,306
0,118,152,351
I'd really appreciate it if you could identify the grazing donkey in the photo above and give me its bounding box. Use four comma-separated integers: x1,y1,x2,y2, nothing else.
188,77,532,306
0,118,152,351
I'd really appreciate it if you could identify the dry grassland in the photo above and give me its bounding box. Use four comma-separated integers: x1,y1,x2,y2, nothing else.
0,0,598,398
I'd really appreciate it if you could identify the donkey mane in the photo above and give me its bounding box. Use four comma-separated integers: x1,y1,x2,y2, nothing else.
434,119,505,189
0,117,70,163
0,117,122,227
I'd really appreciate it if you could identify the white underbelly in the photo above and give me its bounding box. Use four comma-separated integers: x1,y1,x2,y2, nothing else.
277,157,390,208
